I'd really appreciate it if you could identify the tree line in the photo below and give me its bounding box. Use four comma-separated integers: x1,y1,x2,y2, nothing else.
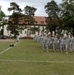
45,0,74,36
0,0,74,37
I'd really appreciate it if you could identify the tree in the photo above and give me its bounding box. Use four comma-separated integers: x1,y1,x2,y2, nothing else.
8,2,37,37
23,15,36,37
0,11,5,21
23,5,37,16
44,0,60,35
8,2,22,13
0,9,5,35
7,12,25,37
23,5,37,37
7,2,23,37
60,0,74,36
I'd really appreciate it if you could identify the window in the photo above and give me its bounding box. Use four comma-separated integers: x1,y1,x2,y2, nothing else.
19,31,22,34
41,21,44,23
35,21,38,23
25,31,27,34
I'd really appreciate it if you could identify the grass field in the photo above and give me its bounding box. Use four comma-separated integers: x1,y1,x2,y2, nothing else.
0,39,74,75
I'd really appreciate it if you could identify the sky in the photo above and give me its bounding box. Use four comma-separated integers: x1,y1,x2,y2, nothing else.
0,0,62,17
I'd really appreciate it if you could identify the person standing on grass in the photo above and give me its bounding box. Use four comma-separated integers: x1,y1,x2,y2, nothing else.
52,35,58,52
59,35,65,53
69,35,73,53
45,35,50,52
33,35,37,42
16,35,20,42
64,35,70,54
45,34,52,52
41,34,46,49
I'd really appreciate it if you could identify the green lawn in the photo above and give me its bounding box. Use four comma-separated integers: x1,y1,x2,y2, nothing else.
0,39,16,52
0,39,74,75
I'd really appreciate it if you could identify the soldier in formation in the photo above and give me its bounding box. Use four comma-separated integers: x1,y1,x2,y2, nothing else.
33,34,74,54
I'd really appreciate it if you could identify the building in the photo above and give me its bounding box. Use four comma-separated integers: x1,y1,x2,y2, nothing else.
3,16,47,38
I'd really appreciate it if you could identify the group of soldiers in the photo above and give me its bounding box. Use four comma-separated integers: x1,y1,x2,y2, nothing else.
33,34,74,54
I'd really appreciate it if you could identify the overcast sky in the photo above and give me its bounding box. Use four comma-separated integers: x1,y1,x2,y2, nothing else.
0,0,62,17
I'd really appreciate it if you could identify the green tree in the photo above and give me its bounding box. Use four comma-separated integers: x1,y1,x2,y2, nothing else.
0,11,5,21
60,0,74,36
8,2,37,37
0,10,5,35
23,5,37,37
7,2,23,37
8,2,22,13
44,0,60,35
23,5,37,16
7,12,25,37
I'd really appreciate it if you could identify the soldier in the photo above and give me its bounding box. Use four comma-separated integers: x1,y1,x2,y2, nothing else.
33,35,37,42
64,35,70,54
36,35,40,42
39,35,43,47
69,36,73,53
56,35,60,49
45,35,51,52
59,35,65,52
41,34,46,49
52,35,58,52
72,37,74,51
16,35,20,42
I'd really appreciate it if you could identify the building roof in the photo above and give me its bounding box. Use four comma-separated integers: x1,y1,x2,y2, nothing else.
33,16,47,26
8,16,47,26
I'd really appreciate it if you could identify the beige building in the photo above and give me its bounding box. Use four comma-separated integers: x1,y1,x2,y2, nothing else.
3,16,47,38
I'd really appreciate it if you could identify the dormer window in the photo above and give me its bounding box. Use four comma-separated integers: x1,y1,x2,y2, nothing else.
35,21,38,23
41,21,44,23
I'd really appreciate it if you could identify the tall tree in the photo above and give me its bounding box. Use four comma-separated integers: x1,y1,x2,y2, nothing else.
8,3,37,37
60,0,74,36
8,2,22,13
44,0,60,34
23,5,37,16
7,12,25,37
0,9,5,35
7,2,23,37
0,11,5,21
23,5,37,37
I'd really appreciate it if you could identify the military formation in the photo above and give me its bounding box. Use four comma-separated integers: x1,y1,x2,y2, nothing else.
33,34,74,54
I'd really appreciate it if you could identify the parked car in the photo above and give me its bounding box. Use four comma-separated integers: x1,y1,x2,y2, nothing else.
0,35,7,39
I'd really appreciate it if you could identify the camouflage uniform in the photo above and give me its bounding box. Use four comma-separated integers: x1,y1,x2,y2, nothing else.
45,36,51,52
69,37,73,52
52,36,58,52
64,37,70,54
59,36,65,52
41,35,46,49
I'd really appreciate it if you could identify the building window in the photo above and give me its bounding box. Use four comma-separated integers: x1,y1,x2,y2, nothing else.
41,21,44,23
35,21,38,23
25,31,27,34
19,31,22,34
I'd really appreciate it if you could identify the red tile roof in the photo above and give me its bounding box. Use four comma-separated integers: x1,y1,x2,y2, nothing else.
33,16,47,25
8,16,47,26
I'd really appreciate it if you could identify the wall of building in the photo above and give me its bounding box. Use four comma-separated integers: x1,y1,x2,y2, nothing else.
4,25,10,36
3,24,47,38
